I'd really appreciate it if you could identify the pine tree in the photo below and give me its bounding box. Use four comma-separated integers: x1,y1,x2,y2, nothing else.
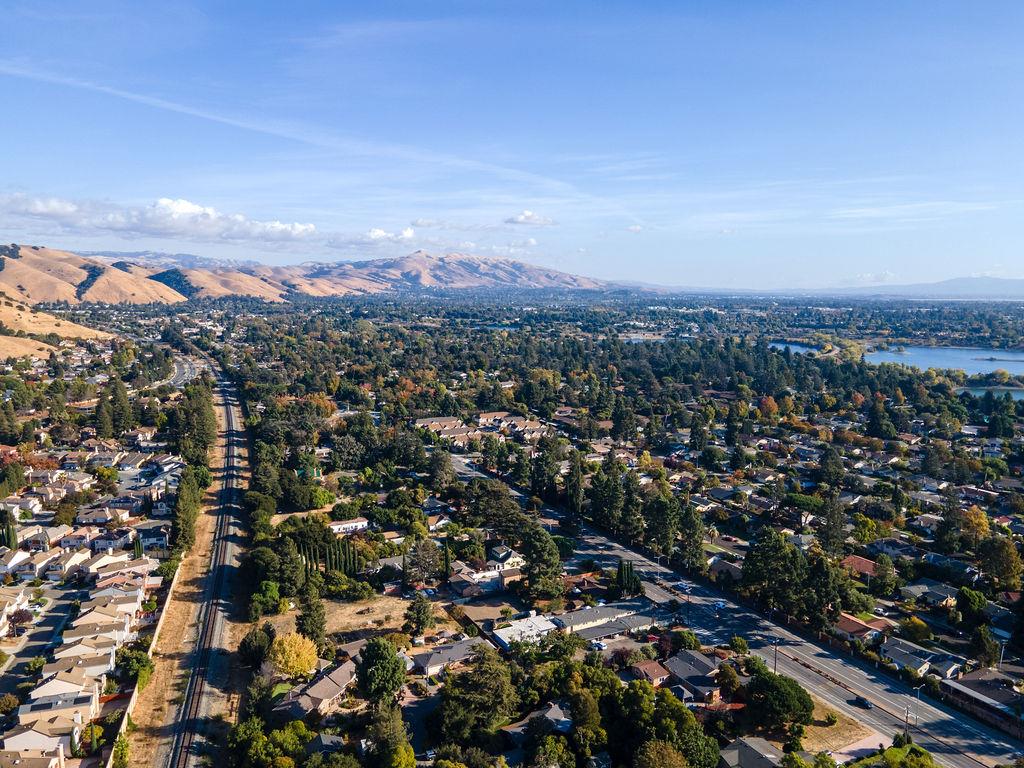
95,390,113,439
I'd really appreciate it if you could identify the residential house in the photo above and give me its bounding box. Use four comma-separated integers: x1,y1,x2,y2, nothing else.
329,517,369,536
486,545,526,572
664,650,721,703
2,717,79,756
273,660,357,719
493,615,557,650
631,660,671,687
718,737,784,768
16,692,99,726
412,637,489,677
900,579,958,608
501,702,572,746
45,550,91,582
0,547,31,576
832,613,888,644
15,550,61,582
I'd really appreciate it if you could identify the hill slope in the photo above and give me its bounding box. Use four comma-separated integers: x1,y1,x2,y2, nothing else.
7,244,604,302
0,244,187,304
0,296,111,340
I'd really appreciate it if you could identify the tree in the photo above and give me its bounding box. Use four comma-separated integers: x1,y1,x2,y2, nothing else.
429,449,456,492
871,554,899,597
406,538,441,584
521,524,563,600
898,616,931,644
357,637,406,705
296,583,327,650
957,587,989,628
818,448,844,488
981,535,1022,591
803,548,842,633
239,624,274,667
404,593,436,636
116,646,156,690
676,502,707,574
565,450,586,530
635,740,688,768
530,735,575,768
970,625,1001,667
372,705,416,768
745,670,814,730
109,379,134,436
570,689,606,758
717,663,742,698
269,632,317,680
225,717,279,768
436,645,518,743
0,693,18,715
818,496,846,556
689,413,708,452
962,505,991,550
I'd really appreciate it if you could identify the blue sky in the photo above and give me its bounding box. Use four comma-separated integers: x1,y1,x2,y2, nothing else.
2,1,1023,288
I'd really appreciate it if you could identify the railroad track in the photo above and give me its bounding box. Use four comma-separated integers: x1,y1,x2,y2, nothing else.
165,379,241,768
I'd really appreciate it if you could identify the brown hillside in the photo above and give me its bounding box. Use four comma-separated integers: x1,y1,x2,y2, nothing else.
1,245,186,305
0,299,110,339
0,336,54,359
8,244,604,303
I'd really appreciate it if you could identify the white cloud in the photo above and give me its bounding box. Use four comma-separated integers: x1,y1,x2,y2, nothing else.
627,224,644,233
504,209,555,226
366,226,414,242
0,193,316,243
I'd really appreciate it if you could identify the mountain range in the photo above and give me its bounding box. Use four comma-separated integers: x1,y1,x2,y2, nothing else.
0,243,604,305
4,242,1024,303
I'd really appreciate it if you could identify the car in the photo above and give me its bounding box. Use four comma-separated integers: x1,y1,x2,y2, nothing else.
590,641,607,650
852,696,874,709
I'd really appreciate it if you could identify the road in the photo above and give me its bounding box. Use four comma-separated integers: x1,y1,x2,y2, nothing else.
159,355,207,389
0,587,79,696
163,371,244,768
449,454,1024,768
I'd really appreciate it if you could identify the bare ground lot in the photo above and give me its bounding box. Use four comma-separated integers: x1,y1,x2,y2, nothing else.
800,698,874,755
261,594,460,643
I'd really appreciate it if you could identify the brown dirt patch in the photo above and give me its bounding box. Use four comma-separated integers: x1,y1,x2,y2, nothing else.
258,594,460,646
801,698,874,754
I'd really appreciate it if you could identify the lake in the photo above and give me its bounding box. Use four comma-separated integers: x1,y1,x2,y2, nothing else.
770,342,820,355
865,346,1024,376
956,387,1024,401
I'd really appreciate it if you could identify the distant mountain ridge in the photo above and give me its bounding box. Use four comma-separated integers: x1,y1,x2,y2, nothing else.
0,243,605,304
830,276,1024,300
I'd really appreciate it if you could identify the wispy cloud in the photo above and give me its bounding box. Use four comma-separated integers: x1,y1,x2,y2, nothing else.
0,59,592,200
0,193,316,243
828,200,998,222
504,209,556,226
